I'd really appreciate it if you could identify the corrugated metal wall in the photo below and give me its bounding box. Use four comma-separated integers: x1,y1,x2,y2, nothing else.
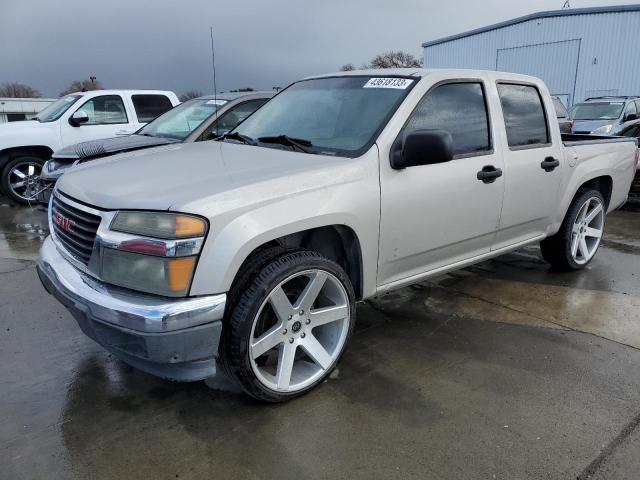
423,11,640,105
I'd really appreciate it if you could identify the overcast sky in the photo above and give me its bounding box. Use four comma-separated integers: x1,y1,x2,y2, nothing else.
0,0,636,97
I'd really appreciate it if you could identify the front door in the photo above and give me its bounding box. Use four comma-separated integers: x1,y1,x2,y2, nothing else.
378,80,505,287
61,94,132,146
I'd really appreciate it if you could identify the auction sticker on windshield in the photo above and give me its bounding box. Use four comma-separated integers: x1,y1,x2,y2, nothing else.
363,78,414,89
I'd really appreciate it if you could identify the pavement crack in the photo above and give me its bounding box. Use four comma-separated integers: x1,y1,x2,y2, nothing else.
577,410,640,479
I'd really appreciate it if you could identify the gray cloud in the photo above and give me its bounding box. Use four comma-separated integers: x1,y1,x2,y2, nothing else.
0,0,635,97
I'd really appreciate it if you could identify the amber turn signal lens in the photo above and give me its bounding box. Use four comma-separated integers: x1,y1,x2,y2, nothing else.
175,215,207,237
167,257,197,293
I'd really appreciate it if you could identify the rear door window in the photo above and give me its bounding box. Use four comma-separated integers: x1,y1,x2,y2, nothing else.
403,82,491,156
132,94,174,123
497,83,550,148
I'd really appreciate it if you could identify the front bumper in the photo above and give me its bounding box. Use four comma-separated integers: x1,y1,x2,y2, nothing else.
37,236,227,381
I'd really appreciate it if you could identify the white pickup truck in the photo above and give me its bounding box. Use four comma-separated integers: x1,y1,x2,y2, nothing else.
37,69,638,402
0,89,179,203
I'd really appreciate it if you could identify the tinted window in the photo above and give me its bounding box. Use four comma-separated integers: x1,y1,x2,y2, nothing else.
404,82,490,156
7,113,27,122
204,99,268,137
498,84,549,147
132,94,174,123
77,95,128,125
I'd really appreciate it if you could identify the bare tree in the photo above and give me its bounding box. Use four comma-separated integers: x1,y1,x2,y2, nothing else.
0,82,42,98
60,78,104,96
179,90,203,101
368,51,423,69
229,87,255,93
340,63,355,71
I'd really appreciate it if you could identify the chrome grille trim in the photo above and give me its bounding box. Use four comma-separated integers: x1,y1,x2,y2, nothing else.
51,194,101,265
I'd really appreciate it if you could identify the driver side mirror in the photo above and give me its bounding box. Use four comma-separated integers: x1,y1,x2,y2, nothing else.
390,129,454,169
625,113,639,122
69,110,89,127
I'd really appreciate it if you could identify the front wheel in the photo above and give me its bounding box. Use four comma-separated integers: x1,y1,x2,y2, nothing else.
1,156,46,204
222,250,355,402
540,189,605,271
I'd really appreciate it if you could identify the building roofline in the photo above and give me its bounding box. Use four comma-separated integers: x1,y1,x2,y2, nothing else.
422,3,640,47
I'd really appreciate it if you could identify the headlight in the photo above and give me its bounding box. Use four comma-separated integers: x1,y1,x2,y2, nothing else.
111,211,207,239
102,212,208,297
592,124,614,135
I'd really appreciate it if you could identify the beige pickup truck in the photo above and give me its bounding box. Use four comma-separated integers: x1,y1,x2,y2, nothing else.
37,69,638,402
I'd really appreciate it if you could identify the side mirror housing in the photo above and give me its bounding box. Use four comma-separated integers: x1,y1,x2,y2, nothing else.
390,129,454,169
69,110,89,127
625,113,639,122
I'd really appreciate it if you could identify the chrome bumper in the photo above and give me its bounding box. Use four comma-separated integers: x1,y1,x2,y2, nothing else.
37,236,227,381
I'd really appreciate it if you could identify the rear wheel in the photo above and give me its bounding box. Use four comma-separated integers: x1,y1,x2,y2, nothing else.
1,156,46,204
540,189,605,271
222,250,355,402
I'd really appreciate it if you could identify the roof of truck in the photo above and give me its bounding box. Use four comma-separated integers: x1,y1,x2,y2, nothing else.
63,89,176,97
308,68,542,82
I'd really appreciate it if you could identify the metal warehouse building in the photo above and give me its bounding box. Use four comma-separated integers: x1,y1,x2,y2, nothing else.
422,4,640,106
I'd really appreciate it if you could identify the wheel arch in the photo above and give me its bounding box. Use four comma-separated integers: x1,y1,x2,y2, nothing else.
0,146,53,169
230,224,364,300
576,175,612,209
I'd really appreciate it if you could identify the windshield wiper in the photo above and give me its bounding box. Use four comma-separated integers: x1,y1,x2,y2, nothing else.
258,135,313,153
219,131,257,145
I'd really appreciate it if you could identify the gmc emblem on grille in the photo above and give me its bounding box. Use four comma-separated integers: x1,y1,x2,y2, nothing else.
54,212,76,234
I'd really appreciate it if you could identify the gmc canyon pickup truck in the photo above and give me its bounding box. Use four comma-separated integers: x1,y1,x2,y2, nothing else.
37,69,638,402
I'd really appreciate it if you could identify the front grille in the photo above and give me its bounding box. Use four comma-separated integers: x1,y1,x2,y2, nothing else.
51,195,101,265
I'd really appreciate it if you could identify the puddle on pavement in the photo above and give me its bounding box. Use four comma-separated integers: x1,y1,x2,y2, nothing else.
0,200,49,260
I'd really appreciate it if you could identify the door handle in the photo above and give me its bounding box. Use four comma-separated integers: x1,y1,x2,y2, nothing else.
541,157,560,172
477,165,503,184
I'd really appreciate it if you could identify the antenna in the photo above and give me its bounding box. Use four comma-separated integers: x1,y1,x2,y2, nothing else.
210,26,219,137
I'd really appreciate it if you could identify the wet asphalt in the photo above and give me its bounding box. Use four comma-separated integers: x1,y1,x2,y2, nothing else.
1,198,639,480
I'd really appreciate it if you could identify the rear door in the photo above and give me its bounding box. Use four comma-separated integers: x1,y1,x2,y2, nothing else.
60,94,132,145
377,79,505,286
492,82,564,250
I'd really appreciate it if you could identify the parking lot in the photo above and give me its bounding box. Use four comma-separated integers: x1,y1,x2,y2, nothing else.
1,198,638,479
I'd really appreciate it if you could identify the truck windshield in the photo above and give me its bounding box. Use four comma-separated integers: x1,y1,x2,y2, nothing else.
232,76,416,156
138,98,227,140
569,102,624,120
36,95,82,122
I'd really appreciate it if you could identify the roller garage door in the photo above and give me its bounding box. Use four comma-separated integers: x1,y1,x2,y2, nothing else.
496,39,581,105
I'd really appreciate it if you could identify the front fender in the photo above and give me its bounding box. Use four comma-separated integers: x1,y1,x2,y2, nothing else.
189,176,380,299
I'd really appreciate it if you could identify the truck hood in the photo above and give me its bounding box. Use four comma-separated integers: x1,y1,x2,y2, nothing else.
53,134,179,162
56,141,357,212
0,120,55,148
571,119,617,134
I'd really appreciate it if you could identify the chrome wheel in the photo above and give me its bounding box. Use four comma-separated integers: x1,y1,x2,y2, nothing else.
571,196,604,265
8,160,42,202
249,269,350,393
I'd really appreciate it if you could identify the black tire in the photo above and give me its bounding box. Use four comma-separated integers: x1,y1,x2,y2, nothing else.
540,189,605,271
0,155,46,205
221,250,356,402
